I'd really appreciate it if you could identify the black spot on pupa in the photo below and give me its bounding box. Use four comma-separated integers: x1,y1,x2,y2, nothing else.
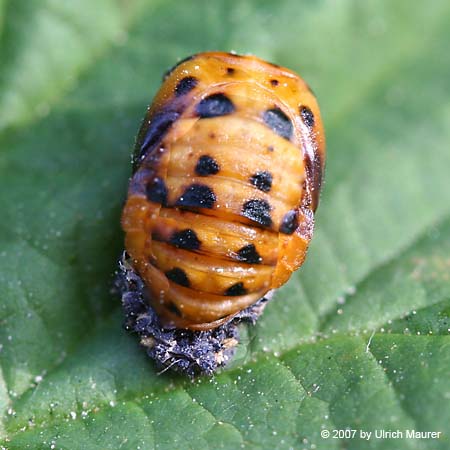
195,155,220,176
225,282,247,296
166,301,183,317
169,229,201,250
270,79,279,87
236,244,262,264
163,54,196,80
280,209,299,234
176,184,216,209
196,93,235,118
300,106,315,128
135,111,179,169
263,108,293,140
226,67,235,75
175,76,198,96
241,199,272,227
250,171,272,192
165,267,190,287
267,145,274,152
146,177,168,205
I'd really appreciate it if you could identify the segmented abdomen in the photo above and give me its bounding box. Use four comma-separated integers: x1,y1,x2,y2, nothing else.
122,52,325,330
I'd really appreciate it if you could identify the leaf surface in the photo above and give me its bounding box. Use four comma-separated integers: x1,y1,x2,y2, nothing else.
1,1,449,448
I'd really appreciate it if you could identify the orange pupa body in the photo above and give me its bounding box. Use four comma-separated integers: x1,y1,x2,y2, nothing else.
122,52,325,331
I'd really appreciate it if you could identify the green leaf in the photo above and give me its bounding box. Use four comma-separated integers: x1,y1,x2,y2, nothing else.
1,0,449,449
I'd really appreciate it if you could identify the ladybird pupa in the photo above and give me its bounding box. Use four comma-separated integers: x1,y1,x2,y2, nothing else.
116,51,325,376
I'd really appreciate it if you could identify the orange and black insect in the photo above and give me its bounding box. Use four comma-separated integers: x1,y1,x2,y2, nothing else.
117,52,325,375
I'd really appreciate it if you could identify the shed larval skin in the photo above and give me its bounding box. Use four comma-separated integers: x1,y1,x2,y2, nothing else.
122,52,325,330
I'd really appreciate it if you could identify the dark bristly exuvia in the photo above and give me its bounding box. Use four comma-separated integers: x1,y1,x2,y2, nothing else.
114,253,272,377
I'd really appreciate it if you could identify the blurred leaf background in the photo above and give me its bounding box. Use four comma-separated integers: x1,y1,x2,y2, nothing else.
0,0,449,449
